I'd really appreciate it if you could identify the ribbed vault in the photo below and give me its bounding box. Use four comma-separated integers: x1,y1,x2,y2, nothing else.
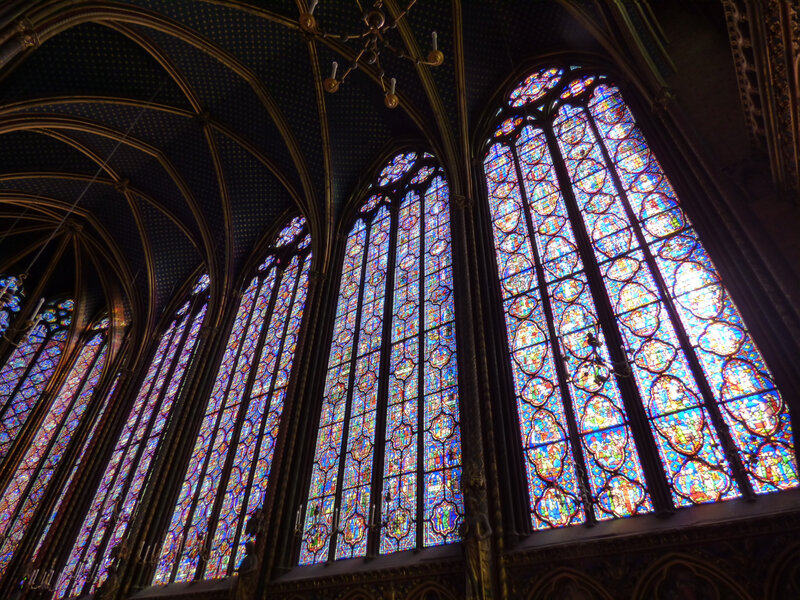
0,0,682,341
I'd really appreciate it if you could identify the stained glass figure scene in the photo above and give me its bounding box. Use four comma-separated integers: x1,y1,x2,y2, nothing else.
485,65,798,530
0,299,72,463
55,275,210,598
153,217,312,584
0,275,23,335
300,152,463,565
0,318,110,577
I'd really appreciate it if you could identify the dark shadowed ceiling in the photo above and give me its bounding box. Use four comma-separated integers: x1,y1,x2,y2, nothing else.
0,0,735,337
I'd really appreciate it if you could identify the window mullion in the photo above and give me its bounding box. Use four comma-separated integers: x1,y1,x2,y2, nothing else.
368,205,399,557
229,256,305,574
329,222,373,562
582,109,755,500
541,119,674,513
416,187,426,546
509,137,598,525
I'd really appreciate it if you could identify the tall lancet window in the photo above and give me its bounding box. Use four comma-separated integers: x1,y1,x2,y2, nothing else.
154,217,312,584
300,152,463,565
55,274,210,598
0,275,23,335
0,299,73,463
0,317,109,576
483,65,798,530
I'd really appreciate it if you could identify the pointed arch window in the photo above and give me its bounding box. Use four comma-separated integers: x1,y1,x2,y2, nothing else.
0,299,73,463
0,275,23,336
55,275,210,598
483,65,799,530
299,152,463,565
0,316,111,576
154,217,312,584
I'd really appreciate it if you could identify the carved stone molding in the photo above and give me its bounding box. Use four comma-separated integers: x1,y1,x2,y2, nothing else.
722,0,800,200
267,558,464,600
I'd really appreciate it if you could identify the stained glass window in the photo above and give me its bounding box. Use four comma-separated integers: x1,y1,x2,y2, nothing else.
31,370,122,564
0,275,23,336
0,299,73,463
0,317,110,577
299,152,463,565
55,275,210,598
154,217,311,584
484,65,799,530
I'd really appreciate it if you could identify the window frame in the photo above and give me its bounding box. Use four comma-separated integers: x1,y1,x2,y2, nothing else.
296,148,465,565
473,59,800,541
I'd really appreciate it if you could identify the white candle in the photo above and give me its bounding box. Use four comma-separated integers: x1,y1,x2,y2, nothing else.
389,78,396,95
330,61,338,79
432,31,438,51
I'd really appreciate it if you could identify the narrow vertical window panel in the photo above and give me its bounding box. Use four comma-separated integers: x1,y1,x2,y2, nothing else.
0,329,42,408
0,334,106,575
421,177,463,546
0,326,67,460
157,217,312,584
381,194,422,554
96,304,207,590
300,223,367,565
588,84,799,494
32,372,121,562
484,143,586,529
337,207,390,560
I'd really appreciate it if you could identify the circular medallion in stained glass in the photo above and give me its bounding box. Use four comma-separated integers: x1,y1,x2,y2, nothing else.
378,153,417,186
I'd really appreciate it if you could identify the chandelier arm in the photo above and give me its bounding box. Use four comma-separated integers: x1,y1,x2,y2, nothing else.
390,0,418,24
339,45,368,84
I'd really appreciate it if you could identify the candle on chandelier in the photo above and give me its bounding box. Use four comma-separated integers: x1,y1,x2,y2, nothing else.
432,30,438,51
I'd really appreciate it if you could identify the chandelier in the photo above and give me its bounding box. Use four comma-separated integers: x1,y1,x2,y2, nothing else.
299,0,444,108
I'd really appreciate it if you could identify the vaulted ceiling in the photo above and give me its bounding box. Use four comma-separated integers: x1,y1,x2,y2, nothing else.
0,0,731,337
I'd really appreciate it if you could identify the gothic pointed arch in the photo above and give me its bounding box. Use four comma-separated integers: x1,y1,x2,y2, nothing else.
299,150,464,564
632,553,752,600
527,568,613,600
154,216,312,584
480,63,799,531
